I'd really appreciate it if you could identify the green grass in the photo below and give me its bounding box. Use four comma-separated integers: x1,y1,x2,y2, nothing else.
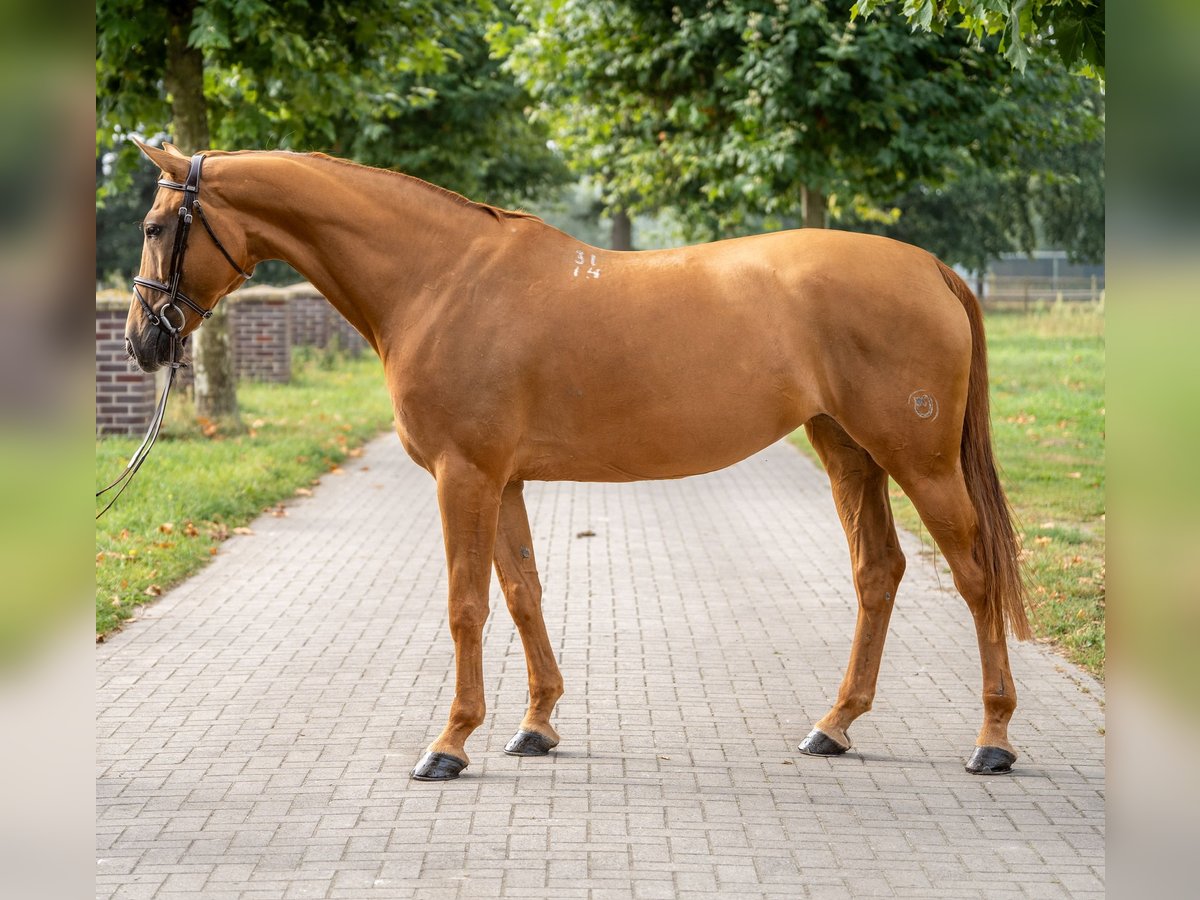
95,351,394,638
791,300,1106,677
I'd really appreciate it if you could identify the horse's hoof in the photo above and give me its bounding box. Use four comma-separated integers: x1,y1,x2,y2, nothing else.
504,730,558,756
798,728,850,756
410,751,467,781
965,745,1016,775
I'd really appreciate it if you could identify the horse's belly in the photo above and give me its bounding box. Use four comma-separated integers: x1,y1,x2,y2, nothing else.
518,390,812,482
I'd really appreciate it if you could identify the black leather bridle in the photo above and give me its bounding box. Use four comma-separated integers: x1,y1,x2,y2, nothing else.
97,152,252,518
132,153,253,360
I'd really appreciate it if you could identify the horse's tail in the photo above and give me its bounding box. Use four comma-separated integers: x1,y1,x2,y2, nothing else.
935,260,1032,641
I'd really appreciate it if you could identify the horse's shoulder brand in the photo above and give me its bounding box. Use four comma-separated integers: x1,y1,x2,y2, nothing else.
571,248,601,280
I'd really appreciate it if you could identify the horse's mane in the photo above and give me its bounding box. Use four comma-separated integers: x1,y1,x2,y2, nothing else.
274,150,544,224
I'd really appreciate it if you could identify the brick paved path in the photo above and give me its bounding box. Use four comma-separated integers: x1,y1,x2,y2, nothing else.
97,436,1105,899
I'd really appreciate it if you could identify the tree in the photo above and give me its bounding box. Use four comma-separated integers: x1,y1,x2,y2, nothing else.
97,0,484,194
842,84,1104,275
495,1,1097,239
850,1,1105,77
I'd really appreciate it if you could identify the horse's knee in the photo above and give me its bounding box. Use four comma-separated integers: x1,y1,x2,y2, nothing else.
448,600,489,640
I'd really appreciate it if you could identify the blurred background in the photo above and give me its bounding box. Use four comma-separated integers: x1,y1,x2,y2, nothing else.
4,0,1198,896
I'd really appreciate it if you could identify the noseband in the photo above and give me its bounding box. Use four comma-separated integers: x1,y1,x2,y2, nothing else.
97,151,251,518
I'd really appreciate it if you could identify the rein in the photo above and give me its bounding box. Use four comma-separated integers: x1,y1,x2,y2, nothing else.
96,152,251,519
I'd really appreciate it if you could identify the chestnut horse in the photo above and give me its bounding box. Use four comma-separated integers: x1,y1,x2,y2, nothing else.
124,141,1030,780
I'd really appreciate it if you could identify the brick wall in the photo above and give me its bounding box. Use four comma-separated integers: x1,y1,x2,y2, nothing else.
289,291,332,347
96,283,369,433
285,283,368,355
227,286,291,382
95,291,156,436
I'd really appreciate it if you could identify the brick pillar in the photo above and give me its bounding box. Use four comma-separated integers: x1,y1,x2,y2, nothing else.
288,288,330,348
227,285,292,382
284,283,368,356
96,292,156,435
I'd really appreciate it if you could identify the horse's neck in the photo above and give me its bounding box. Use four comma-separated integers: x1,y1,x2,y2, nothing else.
229,154,498,349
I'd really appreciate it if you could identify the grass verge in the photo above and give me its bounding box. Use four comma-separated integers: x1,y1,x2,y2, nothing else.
95,350,393,639
790,301,1105,677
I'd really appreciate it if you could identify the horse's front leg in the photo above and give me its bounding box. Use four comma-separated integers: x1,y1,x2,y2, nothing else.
410,458,503,781
494,481,564,757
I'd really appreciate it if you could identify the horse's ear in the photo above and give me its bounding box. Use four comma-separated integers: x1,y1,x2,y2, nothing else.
131,137,188,181
160,142,189,160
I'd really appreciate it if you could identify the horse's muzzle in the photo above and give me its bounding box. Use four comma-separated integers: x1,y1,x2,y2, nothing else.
126,329,169,373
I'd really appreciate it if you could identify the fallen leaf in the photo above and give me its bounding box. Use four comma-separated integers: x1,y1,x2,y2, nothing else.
575,530,596,538
96,633,105,644
158,522,174,534
348,448,364,458
782,760,794,765
1066,471,1082,479
143,584,162,597
184,522,199,537
295,487,313,497
1034,536,1052,546
209,546,218,556
329,466,345,476
233,527,254,536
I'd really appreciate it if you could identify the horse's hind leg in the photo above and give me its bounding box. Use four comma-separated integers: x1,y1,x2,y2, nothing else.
493,481,563,756
799,415,906,756
893,466,1019,774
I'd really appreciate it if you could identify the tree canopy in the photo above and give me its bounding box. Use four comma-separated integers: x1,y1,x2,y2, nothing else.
97,0,563,205
850,1,1105,78
495,0,1100,239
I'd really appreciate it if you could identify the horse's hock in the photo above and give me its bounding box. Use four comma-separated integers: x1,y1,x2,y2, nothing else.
95,282,364,434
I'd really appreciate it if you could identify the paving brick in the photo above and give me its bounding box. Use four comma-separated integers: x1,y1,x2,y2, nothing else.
97,437,1105,897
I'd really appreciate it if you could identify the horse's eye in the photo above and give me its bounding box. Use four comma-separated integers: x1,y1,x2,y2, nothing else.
144,223,163,238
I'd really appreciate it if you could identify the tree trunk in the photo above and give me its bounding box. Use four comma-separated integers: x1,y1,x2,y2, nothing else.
166,0,239,422
610,209,633,250
802,186,827,229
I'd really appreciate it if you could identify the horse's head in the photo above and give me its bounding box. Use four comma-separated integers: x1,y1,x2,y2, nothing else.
125,139,252,372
